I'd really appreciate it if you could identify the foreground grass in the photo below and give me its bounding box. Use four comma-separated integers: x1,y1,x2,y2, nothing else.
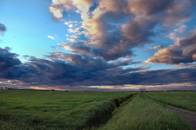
146,91,196,112
0,90,135,130
99,94,192,130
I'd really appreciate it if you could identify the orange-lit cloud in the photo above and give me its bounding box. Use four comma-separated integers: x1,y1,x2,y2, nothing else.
146,28,196,64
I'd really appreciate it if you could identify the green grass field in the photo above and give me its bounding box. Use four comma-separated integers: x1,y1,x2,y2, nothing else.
0,90,194,130
99,94,192,130
146,91,196,112
0,90,135,130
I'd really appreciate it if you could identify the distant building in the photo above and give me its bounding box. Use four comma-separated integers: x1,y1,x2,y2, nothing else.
139,88,146,92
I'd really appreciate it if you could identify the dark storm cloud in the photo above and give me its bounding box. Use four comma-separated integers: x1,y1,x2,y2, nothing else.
0,23,7,35
0,47,140,87
0,47,21,70
122,68,196,85
1,47,196,89
19,60,196,87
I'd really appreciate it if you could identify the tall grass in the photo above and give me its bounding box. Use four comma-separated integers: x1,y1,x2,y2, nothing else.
146,91,196,112
99,94,192,130
0,90,136,130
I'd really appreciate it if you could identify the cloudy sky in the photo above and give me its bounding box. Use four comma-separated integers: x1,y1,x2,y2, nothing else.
0,0,196,91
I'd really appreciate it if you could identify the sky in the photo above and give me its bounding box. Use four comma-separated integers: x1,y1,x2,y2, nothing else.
0,0,196,91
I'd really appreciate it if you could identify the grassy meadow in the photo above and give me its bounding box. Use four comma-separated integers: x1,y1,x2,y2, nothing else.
0,90,135,130
146,91,196,112
99,94,192,130
0,90,194,130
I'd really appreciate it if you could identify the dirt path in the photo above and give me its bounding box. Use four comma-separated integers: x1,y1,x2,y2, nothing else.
141,92,196,130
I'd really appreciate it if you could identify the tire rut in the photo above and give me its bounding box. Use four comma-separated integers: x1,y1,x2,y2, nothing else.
141,92,196,130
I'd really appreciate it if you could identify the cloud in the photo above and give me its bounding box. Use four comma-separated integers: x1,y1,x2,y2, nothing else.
49,0,74,19
68,27,82,34
0,23,7,35
129,0,174,16
0,47,140,87
1,1,196,90
60,43,92,55
146,28,196,64
48,0,196,61
174,25,187,34
163,0,195,28
0,47,21,70
167,32,182,45
48,35,55,40
166,24,188,45
148,45,163,50
49,6,63,19
66,38,83,43
0,46,196,90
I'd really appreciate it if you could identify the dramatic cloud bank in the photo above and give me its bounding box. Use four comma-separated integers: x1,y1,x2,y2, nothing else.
0,47,196,90
1,0,196,90
49,0,196,61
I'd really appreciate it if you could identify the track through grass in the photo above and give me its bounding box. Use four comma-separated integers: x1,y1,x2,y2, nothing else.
99,94,192,130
